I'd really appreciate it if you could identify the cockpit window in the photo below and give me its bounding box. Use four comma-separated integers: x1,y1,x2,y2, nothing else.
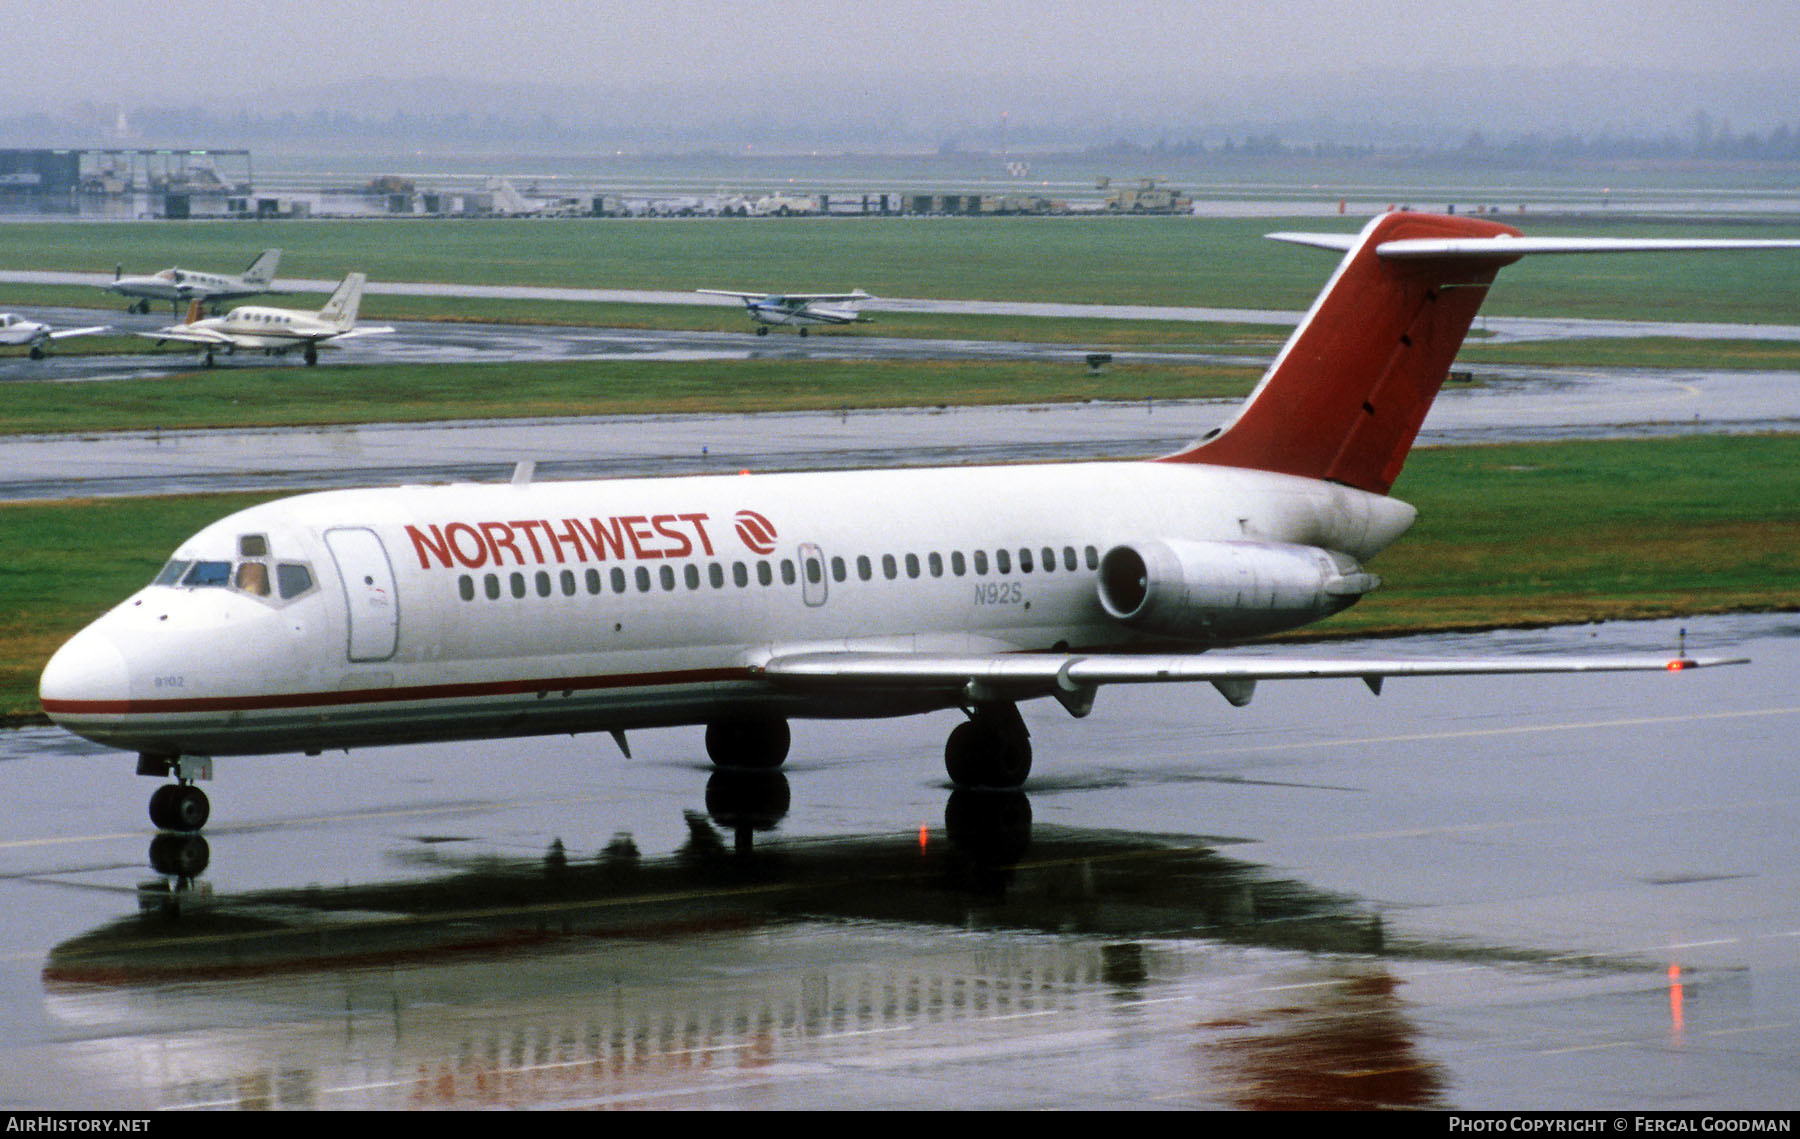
181,560,233,587
239,534,269,558
277,563,314,600
235,562,271,596
152,559,191,586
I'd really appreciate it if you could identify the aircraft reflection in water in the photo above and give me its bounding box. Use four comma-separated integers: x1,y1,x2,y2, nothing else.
46,777,1446,1110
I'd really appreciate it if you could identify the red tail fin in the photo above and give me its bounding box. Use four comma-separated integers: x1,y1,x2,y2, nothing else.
1163,212,1523,494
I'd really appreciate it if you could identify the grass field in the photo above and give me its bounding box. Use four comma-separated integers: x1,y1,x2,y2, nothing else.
5,434,1797,722
7,214,1800,322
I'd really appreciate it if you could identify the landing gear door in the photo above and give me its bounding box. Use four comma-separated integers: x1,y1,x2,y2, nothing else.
325,527,399,662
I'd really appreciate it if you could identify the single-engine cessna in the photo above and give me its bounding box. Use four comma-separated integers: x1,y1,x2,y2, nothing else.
139,272,393,367
106,249,281,315
43,213,1793,834
698,288,872,335
0,312,108,358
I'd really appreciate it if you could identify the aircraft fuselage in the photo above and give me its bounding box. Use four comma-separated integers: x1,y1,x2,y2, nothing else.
39,460,1412,758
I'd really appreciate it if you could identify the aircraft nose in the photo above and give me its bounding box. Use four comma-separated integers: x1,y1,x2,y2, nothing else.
39,629,131,716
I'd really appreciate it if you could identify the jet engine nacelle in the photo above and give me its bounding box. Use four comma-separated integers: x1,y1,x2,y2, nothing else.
1096,539,1379,641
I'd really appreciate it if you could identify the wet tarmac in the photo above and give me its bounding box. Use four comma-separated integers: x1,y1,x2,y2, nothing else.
10,271,1800,345
2,613,1795,1109
3,365,1798,501
0,303,1256,385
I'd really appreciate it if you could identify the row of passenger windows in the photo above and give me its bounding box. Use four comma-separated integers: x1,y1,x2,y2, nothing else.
456,545,1105,602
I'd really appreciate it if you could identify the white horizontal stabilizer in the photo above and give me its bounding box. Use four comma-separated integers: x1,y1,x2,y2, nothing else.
1269,229,1800,261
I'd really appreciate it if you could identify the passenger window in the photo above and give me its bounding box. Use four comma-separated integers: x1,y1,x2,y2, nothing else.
277,563,314,599
235,562,271,596
928,552,943,577
635,567,651,592
805,557,822,585
586,569,602,594
684,564,700,590
153,559,191,587
951,551,966,576
1085,546,1099,570
857,555,872,581
973,550,988,575
484,573,501,599
1042,547,1056,571
1018,548,1033,573
831,556,846,583
757,561,773,586
459,575,475,601
733,562,749,587
660,565,677,591
1063,546,1078,571
535,571,552,597
561,570,577,596
882,554,897,580
510,573,526,599
905,553,920,579
780,560,796,586
996,549,1012,574
182,561,232,587
612,567,628,593
710,563,726,588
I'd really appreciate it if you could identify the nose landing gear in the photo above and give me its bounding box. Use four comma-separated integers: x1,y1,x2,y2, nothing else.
148,783,210,832
139,752,213,833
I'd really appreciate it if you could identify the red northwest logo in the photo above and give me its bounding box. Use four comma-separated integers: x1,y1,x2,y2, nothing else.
734,510,778,555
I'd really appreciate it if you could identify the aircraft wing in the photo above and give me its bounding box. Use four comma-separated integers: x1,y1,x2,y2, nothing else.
696,289,766,300
48,325,109,340
778,290,872,303
757,648,1745,706
328,326,395,340
696,289,871,302
136,328,233,346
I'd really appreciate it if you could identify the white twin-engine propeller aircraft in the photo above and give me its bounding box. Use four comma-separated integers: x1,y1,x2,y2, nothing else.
107,249,281,315
697,288,872,335
139,272,393,367
42,213,1792,833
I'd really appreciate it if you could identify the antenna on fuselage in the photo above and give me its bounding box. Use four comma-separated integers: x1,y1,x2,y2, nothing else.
511,460,534,486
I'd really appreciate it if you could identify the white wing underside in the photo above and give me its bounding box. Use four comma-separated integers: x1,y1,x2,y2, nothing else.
137,326,390,346
698,289,871,302
759,649,1743,707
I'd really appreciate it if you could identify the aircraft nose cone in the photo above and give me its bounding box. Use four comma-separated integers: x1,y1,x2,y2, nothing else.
39,630,131,716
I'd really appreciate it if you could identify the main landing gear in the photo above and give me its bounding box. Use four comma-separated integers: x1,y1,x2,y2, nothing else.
944,702,1033,789
705,716,791,770
139,753,212,832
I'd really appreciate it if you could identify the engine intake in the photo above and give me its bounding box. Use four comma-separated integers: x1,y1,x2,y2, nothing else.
1096,539,1378,641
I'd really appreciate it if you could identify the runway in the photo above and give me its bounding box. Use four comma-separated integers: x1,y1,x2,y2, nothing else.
2,613,1795,1109
10,271,1800,345
3,364,1797,501
0,303,1258,385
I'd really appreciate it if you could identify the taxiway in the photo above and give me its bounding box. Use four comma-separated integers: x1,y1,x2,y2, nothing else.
1,614,1794,1109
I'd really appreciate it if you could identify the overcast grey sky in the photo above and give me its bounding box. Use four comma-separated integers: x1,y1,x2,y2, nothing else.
15,0,1800,107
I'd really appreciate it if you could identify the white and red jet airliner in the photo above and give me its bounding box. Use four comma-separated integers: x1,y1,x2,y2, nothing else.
40,213,1792,833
